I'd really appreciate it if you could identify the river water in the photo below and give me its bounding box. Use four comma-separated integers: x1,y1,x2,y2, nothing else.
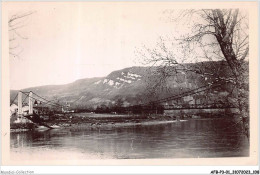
10,118,249,160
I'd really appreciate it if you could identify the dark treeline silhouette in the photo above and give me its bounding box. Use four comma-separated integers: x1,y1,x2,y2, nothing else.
94,104,164,115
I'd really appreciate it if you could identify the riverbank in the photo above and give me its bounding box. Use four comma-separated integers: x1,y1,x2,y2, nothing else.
10,112,236,132
44,114,184,130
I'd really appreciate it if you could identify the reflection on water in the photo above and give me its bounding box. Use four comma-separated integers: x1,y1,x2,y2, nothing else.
10,118,249,160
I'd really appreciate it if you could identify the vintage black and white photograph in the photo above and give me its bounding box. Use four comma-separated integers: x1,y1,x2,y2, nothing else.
1,1,258,166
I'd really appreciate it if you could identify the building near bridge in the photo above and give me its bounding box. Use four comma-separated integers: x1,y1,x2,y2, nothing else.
62,102,74,113
10,104,18,115
10,104,32,124
34,102,49,115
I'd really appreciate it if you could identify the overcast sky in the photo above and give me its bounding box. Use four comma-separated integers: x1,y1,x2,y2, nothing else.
6,2,185,90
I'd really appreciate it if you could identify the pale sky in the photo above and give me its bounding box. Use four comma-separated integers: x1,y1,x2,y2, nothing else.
7,2,184,90
4,2,252,90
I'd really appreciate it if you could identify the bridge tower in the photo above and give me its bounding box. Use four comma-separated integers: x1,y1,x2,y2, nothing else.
29,91,33,114
18,91,23,116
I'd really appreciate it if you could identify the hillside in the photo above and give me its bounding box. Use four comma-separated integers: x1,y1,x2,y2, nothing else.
10,61,248,109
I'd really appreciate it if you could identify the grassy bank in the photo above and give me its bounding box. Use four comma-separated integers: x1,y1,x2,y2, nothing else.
10,112,235,131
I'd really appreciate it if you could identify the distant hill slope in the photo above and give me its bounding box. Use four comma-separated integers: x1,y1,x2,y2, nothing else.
10,61,248,109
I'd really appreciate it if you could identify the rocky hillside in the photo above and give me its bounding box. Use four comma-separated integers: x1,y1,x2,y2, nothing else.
10,66,151,109
10,61,248,109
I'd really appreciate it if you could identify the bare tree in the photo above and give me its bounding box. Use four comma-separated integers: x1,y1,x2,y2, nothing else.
8,11,36,59
137,9,249,137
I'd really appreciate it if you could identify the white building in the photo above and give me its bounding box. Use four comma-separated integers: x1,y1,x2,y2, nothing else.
10,104,32,123
10,104,18,115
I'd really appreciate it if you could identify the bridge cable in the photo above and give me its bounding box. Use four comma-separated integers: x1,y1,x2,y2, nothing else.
10,93,18,106
31,92,62,107
20,91,62,108
22,93,29,105
28,92,63,107
141,80,227,106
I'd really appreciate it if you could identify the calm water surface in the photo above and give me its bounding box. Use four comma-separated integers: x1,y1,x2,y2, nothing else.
10,118,249,160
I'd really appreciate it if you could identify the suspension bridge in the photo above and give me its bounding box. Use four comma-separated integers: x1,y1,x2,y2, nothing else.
10,79,237,128
124,80,236,114
10,91,65,129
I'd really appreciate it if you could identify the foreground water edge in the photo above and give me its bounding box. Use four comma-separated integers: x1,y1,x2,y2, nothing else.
10,117,249,160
